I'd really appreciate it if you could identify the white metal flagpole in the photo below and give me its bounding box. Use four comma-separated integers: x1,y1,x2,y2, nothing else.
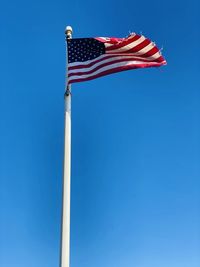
60,25,73,267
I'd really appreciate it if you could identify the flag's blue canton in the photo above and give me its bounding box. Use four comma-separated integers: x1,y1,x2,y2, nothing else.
67,38,105,63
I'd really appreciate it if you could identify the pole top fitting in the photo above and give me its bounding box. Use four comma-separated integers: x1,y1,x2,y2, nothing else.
65,26,73,39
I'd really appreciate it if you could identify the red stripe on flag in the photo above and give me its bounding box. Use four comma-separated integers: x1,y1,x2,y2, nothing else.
127,38,151,53
106,34,141,51
142,46,159,57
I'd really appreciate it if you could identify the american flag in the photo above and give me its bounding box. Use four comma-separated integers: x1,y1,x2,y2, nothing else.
67,33,166,84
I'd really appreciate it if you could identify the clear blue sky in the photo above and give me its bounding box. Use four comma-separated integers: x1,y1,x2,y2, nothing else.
0,0,200,266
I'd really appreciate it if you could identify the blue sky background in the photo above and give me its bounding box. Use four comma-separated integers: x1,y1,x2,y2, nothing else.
0,0,200,266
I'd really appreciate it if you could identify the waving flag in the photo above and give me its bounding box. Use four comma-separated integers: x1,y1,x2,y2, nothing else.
67,33,166,84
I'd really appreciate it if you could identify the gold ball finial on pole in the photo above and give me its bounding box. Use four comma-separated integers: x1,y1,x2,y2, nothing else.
65,26,73,39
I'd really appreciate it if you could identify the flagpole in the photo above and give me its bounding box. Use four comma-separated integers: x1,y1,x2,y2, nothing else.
60,25,73,267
